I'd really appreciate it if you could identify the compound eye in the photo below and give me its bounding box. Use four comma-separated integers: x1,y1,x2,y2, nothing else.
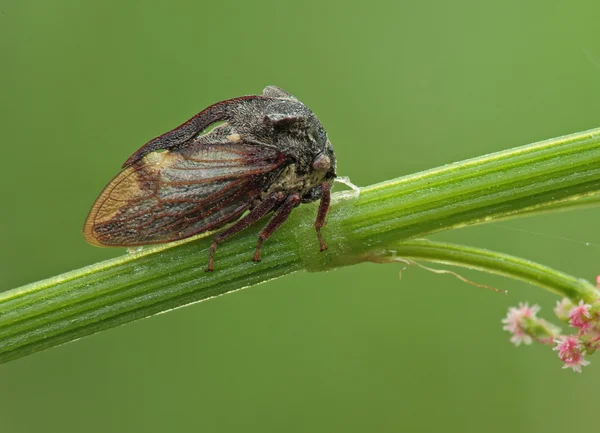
312,153,331,172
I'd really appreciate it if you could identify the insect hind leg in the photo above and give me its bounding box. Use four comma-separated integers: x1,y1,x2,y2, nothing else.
205,191,285,272
253,193,302,262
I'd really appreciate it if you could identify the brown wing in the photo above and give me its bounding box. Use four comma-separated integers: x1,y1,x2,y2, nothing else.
83,143,286,246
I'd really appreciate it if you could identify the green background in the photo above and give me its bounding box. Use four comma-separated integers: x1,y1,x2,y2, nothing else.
1,0,599,432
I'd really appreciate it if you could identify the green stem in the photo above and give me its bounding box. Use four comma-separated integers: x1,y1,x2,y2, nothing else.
2,127,600,363
322,127,600,269
368,239,599,302
492,192,600,220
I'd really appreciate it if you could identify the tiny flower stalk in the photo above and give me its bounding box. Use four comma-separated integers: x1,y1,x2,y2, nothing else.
366,239,600,302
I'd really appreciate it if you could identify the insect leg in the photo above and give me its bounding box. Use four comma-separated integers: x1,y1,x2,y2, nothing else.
252,193,302,262
314,182,331,251
205,191,286,272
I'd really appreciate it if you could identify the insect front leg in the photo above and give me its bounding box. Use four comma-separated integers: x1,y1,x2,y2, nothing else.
205,191,286,272
314,182,331,251
253,193,302,262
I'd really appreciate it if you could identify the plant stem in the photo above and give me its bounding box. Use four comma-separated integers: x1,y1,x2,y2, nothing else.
367,239,599,302
2,127,600,363
319,127,600,269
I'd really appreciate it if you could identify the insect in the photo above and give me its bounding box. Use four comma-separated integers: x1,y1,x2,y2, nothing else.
83,86,337,271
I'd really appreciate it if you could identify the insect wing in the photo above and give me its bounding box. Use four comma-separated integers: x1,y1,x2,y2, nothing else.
84,143,285,246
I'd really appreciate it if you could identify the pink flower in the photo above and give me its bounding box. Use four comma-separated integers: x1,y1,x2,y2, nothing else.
596,275,600,289
554,298,573,322
553,336,590,373
568,300,592,332
502,303,540,346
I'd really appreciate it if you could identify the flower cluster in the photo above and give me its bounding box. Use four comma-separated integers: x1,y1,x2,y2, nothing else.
553,336,590,373
503,297,600,373
501,303,560,346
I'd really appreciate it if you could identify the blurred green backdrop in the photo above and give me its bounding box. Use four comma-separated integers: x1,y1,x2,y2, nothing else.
1,0,599,432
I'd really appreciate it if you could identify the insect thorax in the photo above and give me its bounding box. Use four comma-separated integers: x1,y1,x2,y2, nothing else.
260,163,327,203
